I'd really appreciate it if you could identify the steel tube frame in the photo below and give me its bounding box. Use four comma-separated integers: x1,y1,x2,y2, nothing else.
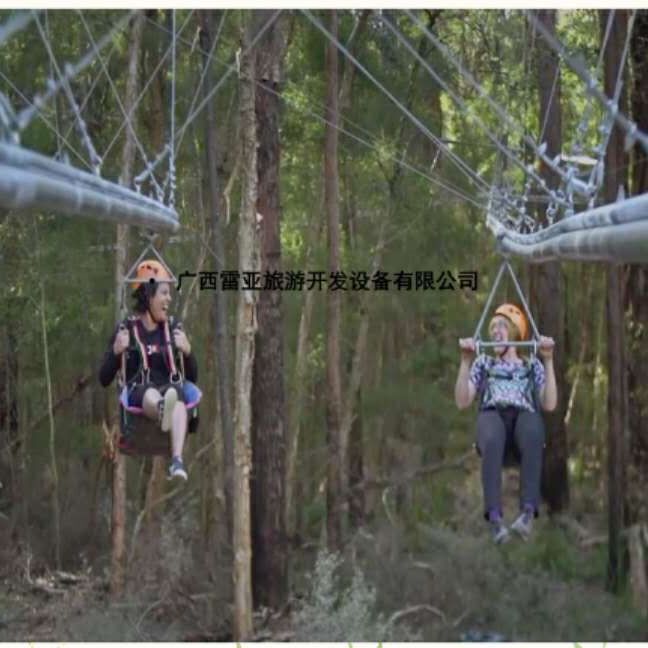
0,142,179,232
491,191,648,263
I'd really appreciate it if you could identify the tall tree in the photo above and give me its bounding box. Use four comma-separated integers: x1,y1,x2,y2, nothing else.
232,12,258,640
602,8,629,593
198,9,235,543
251,11,288,609
324,9,343,551
110,9,145,599
530,9,569,513
1,220,26,542
139,9,169,583
626,10,648,531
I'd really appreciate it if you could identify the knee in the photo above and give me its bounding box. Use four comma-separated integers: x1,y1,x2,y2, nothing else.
516,412,545,446
143,387,161,405
477,413,503,454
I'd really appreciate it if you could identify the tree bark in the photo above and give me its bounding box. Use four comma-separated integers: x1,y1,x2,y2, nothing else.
232,14,258,640
111,10,145,599
198,9,235,545
37,268,60,570
530,9,570,513
138,9,168,581
2,318,25,540
325,9,343,552
601,8,629,594
251,10,288,610
626,9,648,535
284,202,324,549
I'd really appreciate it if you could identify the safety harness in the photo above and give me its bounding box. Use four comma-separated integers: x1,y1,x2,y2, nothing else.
478,356,539,412
119,316,184,388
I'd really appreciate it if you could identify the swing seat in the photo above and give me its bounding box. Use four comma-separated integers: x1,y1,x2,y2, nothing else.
118,381,202,457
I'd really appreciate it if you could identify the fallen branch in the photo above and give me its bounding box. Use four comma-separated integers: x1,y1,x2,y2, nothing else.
411,560,435,574
127,438,217,564
354,451,474,493
28,374,92,432
388,604,446,626
452,609,470,628
31,577,66,596
54,570,87,585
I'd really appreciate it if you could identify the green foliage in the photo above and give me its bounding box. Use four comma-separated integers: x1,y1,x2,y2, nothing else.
508,525,607,583
293,549,418,641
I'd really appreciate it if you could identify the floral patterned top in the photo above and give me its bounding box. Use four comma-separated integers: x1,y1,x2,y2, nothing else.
469,355,545,412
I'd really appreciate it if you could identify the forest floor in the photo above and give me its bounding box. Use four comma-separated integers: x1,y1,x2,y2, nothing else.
0,467,645,641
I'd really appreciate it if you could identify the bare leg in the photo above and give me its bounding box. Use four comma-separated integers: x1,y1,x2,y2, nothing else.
170,402,188,460
142,388,162,420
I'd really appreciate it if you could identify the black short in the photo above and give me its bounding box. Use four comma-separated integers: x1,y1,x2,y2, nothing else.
127,382,185,408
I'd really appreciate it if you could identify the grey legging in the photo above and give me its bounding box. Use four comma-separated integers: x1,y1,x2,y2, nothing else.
476,408,545,519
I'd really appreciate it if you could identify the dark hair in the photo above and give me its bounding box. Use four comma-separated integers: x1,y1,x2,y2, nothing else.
132,279,159,314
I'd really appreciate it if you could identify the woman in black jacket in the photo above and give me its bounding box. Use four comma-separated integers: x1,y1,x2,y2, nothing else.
99,260,200,481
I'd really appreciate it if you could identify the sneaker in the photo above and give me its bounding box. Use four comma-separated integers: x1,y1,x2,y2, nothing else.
511,508,534,540
168,457,188,481
158,388,178,432
490,521,510,544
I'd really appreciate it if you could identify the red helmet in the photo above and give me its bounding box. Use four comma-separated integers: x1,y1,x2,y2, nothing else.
494,303,529,341
132,259,172,291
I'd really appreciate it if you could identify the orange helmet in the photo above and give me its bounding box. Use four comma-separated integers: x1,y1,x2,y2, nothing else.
132,259,172,291
494,303,529,341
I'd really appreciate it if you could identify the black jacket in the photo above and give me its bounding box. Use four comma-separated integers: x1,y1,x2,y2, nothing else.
99,317,198,388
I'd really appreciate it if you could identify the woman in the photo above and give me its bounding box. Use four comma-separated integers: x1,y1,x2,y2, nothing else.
454,303,557,543
99,260,201,481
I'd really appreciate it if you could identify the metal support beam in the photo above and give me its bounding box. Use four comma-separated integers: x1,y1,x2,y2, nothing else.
0,142,179,232
490,191,648,263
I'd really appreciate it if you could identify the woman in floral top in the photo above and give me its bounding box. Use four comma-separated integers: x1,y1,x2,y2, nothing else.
454,303,557,544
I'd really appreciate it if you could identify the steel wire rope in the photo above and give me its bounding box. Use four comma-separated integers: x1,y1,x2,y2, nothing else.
301,9,492,196
404,9,576,206
173,10,283,154
380,13,556,215
78,11,164,196
32,11,103,171
17,11,134,132
101,9,195,164
526,9,648,154
0,68,93,172
140,9,486,209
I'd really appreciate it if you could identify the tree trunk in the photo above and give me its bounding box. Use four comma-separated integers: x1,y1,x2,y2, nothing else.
348,391,365,530
198,9,235,544
530,9,569,513
284,218,319,544
626,9,648,536
144,10,166,155
139,459,166,584
325,9,343,552
37,271,60,570
139,9,168,581
111,10,145,599
2,321,25,540
251,10,288,610
602,8,629,594
232,14,258,640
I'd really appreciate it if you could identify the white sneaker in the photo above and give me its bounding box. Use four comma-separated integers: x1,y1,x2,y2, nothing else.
491,522,511,544
168,457,188,481
511,510,534,540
